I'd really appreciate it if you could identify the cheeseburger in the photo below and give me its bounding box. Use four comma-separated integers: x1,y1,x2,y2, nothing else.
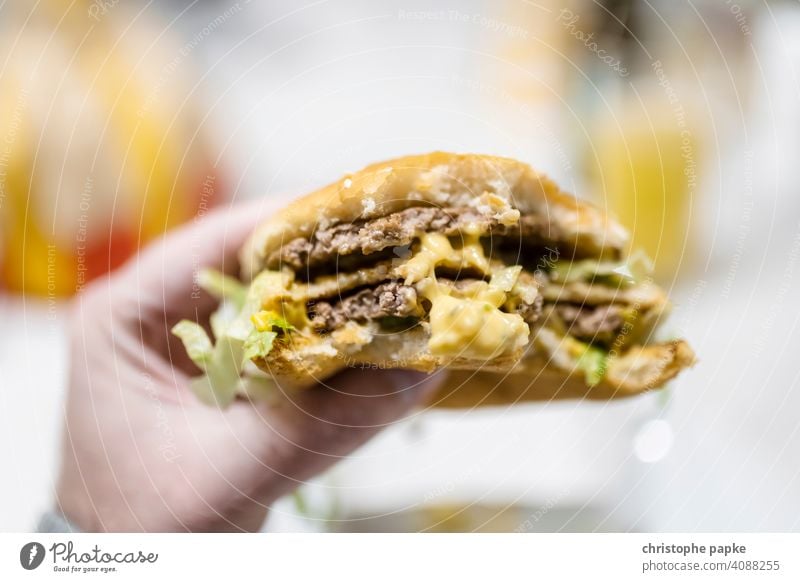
173,152,695,407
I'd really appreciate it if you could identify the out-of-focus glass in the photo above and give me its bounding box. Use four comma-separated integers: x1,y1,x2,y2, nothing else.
590,88,698,281
0,0,225,297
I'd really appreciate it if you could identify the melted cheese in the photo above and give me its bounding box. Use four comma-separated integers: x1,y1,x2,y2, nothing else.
422,281,529,358
401,233,530,358
250,270,311,330
397,232,490,285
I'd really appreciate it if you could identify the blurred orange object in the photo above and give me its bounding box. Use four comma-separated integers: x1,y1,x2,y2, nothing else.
0,1,225,296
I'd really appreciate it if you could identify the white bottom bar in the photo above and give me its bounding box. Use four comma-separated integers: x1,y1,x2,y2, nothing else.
2,533,797,581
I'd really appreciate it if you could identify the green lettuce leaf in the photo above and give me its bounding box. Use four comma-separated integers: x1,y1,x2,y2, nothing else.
209,301,240,340
551,252,654,287
172,320,246,407
625,249,655,281
188,334,245,407
171,320,213,367
198,269,247,308
172,269,294,408
242,328,277,364
577,344,610,387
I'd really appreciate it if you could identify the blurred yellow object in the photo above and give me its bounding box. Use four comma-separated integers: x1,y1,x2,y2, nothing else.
0,0,225,297
590,88,698,282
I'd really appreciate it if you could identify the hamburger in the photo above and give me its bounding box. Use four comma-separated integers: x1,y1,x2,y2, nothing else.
173,152,695,407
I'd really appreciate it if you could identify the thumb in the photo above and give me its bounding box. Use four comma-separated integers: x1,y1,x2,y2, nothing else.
287,367,447,432
257,368,445,465
244,368,446,497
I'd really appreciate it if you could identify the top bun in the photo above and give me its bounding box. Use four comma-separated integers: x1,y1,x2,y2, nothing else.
241,152,629,279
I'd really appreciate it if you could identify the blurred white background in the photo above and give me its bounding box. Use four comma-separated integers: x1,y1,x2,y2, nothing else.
2,0,799,531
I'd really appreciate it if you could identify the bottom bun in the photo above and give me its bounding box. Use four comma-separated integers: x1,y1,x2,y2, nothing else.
430,340,696,407
255,321,695,407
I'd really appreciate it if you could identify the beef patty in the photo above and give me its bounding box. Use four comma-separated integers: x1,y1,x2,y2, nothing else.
268,206,561,271
556,304,625,345
310,282,422,332
310,279,543,332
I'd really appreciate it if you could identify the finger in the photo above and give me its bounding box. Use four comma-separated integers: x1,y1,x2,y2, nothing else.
247,368,446,493
92,196,287,375
120,196,285,316
295,368,445,431
97,195,286,344
167,368,444,529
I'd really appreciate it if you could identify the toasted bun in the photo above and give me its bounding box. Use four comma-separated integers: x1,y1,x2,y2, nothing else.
243,152,694,405
256,325,695,405
254,323,525,391
430,340,696,407
241,152,629,280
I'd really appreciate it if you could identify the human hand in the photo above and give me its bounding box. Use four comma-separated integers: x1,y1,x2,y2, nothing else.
55,198,444,532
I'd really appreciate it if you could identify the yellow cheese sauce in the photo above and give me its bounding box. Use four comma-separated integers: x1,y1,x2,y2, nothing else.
422,281,529,358
396,232,490,285
249,269,313,331
402,233,530,358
